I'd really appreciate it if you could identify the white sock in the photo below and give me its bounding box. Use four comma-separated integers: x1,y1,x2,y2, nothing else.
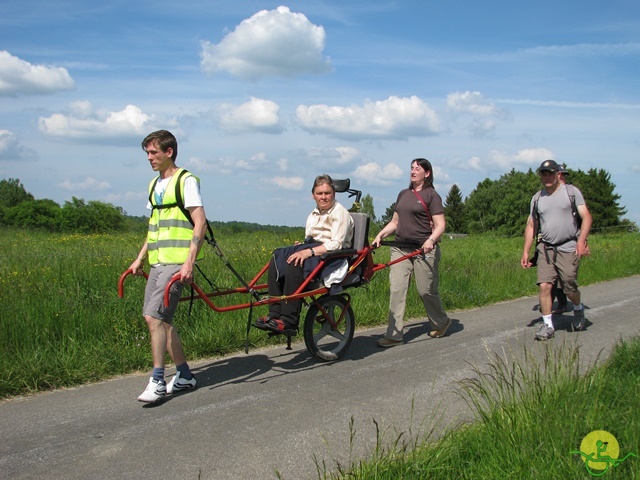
542,314,554,328
574,303,583,311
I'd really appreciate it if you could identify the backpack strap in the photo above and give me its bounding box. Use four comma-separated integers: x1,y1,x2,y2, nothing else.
565,184,582,230
531,190,542,241
148,177,159,208
172,169,194,226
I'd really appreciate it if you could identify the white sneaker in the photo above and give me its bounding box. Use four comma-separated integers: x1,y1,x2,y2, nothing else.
167,371,197,394
137,377,166,403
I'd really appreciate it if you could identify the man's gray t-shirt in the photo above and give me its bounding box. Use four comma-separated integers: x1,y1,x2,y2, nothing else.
530,184,585,252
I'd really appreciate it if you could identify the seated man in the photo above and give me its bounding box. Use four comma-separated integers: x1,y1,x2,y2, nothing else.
256,174,354,333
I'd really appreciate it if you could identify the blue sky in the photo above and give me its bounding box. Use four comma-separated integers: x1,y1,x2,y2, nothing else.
1,0,639,228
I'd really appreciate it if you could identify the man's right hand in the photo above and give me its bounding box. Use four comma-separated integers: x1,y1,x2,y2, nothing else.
130,258,144,276
520,253,532,269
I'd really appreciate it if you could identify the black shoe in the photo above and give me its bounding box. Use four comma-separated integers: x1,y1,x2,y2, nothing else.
254,318,297,334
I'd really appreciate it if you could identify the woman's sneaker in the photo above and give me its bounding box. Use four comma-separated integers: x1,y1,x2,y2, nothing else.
535,325,555,341
167,371,197,394
137,377,166,403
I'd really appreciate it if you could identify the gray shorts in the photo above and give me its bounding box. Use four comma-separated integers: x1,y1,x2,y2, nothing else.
536,244,580,294
143,264,185,324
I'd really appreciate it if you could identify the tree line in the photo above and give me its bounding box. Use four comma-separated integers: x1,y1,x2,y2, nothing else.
0,179,128,233
1,167,635,235
0,179,307,235
360,167,635,235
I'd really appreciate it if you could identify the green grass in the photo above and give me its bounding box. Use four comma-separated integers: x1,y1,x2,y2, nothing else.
314,336,640,479
1,229,639,398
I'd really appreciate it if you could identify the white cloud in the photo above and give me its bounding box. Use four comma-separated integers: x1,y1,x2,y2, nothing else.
38,102,161,142
447,91,507,137
105,191,147,205
467,118,497,137
276,158,289,171
513,148,555,166
488,148,555,171
269,176,305,190
298,146,363,165
0,130,37,161
0,50,75,96
200,6,331,80
296,96,440,140
466,156,483,171
448,91,498,116
352,162,404,186
187,151,269,175
216,97,283,133
432,165,450,183
59,177,111,191
522,42,640,58
457,148,555,172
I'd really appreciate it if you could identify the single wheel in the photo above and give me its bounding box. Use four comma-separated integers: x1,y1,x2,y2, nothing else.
303,294,355,362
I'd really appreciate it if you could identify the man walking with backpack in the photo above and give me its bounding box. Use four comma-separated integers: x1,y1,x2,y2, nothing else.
521,159,592,340
130,130,207,402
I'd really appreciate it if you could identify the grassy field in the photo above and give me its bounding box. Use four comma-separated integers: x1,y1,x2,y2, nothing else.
313,336,640,479
1,228,639,399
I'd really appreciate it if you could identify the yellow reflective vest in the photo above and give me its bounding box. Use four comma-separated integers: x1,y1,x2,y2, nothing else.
146,168,203,265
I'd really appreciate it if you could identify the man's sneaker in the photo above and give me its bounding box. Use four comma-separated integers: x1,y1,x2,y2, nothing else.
167,371,197,394
535,324,555,341
572,308,585,332
137,377,166,403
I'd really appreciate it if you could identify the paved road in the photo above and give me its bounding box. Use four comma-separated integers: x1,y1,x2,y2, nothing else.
1,276,639,480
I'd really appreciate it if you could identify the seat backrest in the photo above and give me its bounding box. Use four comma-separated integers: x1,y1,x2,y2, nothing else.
350,212,370,251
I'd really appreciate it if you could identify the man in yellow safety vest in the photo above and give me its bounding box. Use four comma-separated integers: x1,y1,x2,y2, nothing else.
130,130,208,403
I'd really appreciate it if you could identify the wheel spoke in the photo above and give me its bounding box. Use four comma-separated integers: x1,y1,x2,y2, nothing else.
327,328,346,342
304,295,355,361
313,321,332,342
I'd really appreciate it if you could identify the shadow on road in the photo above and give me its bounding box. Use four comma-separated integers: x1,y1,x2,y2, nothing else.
180,318,466,394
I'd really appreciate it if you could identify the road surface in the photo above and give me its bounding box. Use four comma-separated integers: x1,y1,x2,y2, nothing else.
1,276,638,480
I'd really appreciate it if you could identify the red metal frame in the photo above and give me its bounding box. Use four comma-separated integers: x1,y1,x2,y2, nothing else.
118,245,422,313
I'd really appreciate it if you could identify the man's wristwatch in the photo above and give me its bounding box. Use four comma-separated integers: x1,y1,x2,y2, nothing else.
310,248,315,257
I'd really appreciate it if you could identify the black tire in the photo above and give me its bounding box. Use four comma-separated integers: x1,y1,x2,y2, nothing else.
303,294,355,362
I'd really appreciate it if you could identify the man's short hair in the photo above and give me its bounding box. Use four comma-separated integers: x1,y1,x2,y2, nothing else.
142,130,178,161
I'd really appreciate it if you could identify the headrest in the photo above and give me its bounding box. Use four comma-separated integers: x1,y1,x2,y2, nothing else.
332,178,350,193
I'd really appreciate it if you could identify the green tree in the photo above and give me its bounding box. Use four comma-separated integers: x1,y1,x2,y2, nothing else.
0,178,34,208
360,194,376,222
465,169,539,235
61,197,126,233
379,202,396,227
464,166,627,236
443,184,467,233
566,168,626,232
7,199,62,231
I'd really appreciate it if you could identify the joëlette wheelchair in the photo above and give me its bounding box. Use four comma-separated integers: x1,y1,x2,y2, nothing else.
118,179,422,362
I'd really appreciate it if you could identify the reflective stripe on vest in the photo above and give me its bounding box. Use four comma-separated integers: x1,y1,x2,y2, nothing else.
146,168,203,265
